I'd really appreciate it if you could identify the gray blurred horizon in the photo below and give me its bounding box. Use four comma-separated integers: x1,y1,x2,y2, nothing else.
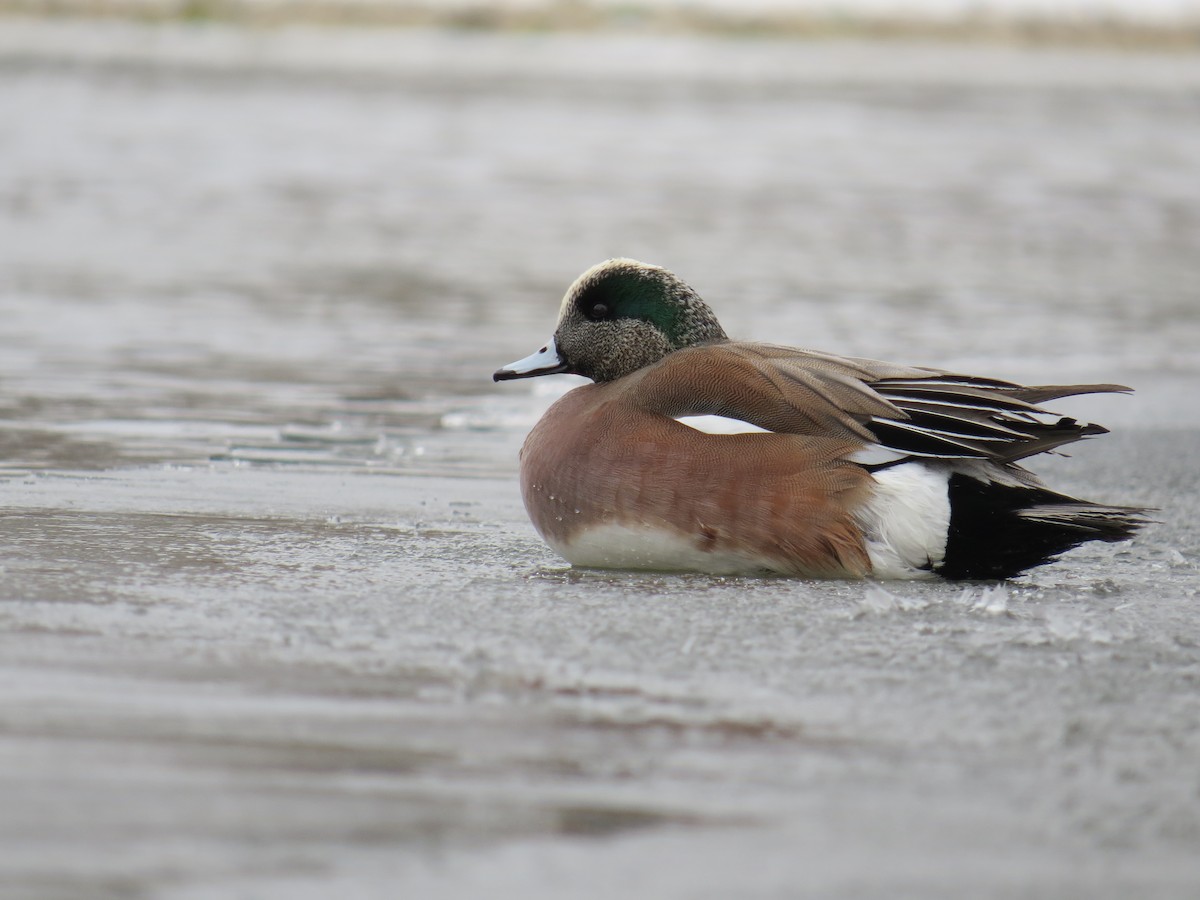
3,0,1200,45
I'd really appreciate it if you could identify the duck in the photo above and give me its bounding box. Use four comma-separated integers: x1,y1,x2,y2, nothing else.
493,258,1147,580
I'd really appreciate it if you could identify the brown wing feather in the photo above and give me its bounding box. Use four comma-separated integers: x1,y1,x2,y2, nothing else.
625,342,1125,464
626,343,918,441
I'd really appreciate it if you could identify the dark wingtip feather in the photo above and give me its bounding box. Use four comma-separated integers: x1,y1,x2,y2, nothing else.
869,377,1132,464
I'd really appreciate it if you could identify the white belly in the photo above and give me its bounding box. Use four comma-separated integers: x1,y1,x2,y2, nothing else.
550,522,775,576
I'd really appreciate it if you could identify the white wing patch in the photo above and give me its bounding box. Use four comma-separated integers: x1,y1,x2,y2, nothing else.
847,444,910,467
674,415,771,435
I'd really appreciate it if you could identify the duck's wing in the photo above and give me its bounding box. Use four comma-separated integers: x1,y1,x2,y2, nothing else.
628,342,1130,465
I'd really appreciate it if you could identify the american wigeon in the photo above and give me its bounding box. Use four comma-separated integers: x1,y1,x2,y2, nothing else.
494,259,1147,580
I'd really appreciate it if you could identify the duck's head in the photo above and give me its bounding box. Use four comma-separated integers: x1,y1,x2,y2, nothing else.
494,258,728,384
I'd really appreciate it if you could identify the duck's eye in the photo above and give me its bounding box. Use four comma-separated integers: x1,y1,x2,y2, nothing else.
587,302,610,320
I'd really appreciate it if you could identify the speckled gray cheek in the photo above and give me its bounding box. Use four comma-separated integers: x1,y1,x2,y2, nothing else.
551,308,592,373
597,320,674,382
555,317,674,383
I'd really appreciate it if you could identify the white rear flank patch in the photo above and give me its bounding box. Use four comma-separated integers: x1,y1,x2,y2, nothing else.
554,522,770,575
855,462,951,579
674,415,771,435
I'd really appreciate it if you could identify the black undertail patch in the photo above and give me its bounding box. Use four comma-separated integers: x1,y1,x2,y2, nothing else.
937,473,1146,581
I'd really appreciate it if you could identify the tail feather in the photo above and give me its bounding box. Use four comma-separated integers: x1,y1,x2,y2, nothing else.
1011,383,1132,404
1016,502,1147,534
937,473,1149,581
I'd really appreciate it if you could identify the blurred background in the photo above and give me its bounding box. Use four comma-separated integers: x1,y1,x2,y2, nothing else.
2,3,1200,899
